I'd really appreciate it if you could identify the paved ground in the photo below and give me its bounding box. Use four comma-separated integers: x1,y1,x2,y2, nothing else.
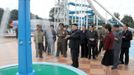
0,38,134,75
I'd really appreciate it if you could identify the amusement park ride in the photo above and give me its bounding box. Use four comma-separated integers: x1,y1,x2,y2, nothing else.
52,0,125,28
0,0,133,75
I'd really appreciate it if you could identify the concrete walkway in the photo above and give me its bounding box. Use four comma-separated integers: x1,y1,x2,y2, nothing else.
0,38,134,75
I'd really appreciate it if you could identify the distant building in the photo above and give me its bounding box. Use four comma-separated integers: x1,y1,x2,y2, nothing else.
13,19,53,32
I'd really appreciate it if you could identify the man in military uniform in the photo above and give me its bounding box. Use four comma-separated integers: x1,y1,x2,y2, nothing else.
98,26,106,55
62,25,69,57
34,25,44,58
69,24,81,68
56,23,68,57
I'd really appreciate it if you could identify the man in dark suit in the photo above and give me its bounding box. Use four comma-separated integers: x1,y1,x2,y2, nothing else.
120,24,133,65
50,25,57,55
80,26,88,58
86,25,98,59
69,24,80,68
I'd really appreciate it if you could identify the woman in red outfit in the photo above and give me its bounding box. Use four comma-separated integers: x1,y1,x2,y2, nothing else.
101,24,114,66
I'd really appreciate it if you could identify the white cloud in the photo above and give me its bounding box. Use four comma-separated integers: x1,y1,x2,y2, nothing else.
0,0,18,9
31,0,55,18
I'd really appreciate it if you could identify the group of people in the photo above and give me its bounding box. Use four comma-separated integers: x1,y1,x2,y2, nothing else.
34,23,133,69
34,25,56,58
101,24,132,70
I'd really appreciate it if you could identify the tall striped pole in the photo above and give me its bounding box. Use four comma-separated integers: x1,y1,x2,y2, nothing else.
17,0,35,75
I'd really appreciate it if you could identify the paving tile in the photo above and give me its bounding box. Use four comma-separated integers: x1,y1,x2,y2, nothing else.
118,70,134,75
90,69,105,75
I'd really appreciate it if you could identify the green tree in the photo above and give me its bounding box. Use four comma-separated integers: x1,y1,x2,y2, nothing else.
121,15,134,28
109,12,120,25
114,12,120,19
49,8,55,22
0,8,4,24
35,15,42,19
30,13,35,19
10,9,42,20
121,15,133,24
112,12,120,21
10,9,18,20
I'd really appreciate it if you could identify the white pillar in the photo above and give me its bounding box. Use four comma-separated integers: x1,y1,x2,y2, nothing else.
96,15,99,29
105,12,108,24
78,0,82,29
93,15,96,24
86,15,88,29
75,0,77,23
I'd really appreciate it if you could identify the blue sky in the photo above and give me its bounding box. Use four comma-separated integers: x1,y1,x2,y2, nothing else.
0,0,133,19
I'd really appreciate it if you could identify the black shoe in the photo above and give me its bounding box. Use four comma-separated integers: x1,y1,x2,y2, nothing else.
93,57,96,60
81,56,84,58
43,49,46,52
85,56,88,58
111,66,117,70
73,65,79,68
71,64,74,67
56,55,59,57
120,62,124,64
88,57,91,60
48,52,51,55
125,64,128,66
64,56,67,58
39,56,43,58
74,66,78,68
71,64,78,68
